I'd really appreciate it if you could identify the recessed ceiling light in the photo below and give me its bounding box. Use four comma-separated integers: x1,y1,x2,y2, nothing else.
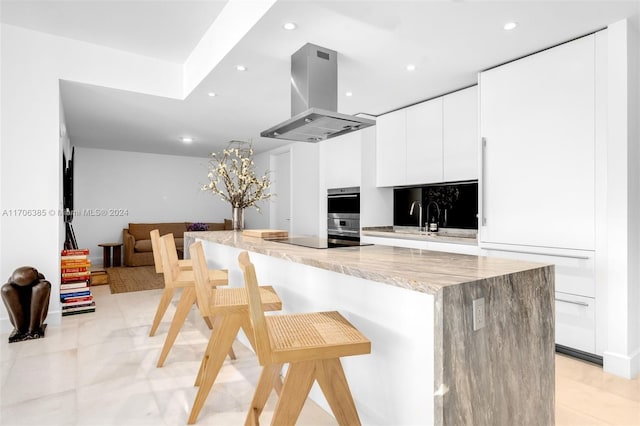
236,65,247,71
406,64,416,72
207,92,216,97
345,91,353,97
504,22,518,31
282,22,297,31
180,137,194,143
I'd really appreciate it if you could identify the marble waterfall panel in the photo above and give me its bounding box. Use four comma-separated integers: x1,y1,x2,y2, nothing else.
439,266,555,425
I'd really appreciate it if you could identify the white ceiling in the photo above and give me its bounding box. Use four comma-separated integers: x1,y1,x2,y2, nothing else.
0,0,228,63
2,0,639,157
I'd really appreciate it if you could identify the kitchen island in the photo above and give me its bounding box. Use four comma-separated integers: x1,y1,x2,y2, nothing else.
185,230,554,426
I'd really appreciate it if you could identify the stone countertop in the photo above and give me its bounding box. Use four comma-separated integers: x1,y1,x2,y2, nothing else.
362,226,479,246
187,230,549,295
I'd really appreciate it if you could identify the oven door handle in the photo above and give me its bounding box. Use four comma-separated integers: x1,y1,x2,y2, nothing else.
328,229,359,234
328,194,359,199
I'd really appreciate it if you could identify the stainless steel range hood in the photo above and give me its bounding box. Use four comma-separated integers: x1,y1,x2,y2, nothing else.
261,43,375,142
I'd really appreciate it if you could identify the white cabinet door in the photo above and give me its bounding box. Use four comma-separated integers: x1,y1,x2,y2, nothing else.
479,35,595,250
443,86,478,182
376,109,406,187
555,292,596,354
483,246,595,298
406,98,443,185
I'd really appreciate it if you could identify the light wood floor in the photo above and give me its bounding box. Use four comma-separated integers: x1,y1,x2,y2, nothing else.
556,353,640,425
2,284,638,425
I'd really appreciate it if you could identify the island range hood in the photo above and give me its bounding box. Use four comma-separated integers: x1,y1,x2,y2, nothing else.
260,43,375,142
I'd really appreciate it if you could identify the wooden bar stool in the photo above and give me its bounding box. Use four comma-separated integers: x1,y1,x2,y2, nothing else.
238,251,371,426
156,233,229,367
187,241,283,424
149,229,193,337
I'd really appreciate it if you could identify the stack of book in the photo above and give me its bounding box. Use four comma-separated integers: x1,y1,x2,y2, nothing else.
60,248,95,316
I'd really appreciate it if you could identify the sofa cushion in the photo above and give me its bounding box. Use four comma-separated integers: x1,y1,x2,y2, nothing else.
224,219,233,230
158,223,188,237
134,239,153,252
128,223,186,240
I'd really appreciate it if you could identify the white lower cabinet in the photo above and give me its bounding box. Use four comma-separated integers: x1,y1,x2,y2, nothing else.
555,292,596,354
482,245,598,355
482,247,595,298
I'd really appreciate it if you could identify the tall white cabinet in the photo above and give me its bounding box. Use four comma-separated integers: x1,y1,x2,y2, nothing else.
479,36,595,250
479,33,606,356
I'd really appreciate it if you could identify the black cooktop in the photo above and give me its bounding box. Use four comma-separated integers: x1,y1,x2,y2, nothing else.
267,237,373,249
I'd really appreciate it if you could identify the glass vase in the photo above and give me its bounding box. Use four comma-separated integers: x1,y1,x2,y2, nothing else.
232,207,245,231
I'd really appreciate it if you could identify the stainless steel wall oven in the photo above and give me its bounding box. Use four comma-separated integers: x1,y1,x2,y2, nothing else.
327,187,360,241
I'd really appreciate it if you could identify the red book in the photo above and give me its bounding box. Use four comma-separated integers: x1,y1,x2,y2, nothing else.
61,254,88,261
61,249,90,256
61,266,90,273
61,276,91,283
61,260,91,268
62,271,91,277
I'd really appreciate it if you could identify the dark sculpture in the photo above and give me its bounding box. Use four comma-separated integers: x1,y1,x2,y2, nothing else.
1,266,51,343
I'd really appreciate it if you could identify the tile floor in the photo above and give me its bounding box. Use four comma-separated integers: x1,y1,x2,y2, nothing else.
1,285,638,425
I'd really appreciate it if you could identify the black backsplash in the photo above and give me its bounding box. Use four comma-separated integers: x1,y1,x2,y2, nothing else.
394,181,478,229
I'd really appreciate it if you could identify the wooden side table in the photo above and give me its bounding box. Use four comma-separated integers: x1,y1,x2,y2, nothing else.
98,243,122,268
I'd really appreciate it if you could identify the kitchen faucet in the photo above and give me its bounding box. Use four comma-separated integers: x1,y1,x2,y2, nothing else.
426,201,441,232
409,201,423,232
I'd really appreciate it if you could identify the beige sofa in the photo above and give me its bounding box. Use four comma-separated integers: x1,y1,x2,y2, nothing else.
123,221,231,267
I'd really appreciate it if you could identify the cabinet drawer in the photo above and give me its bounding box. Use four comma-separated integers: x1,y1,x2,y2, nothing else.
482,247,595,297
555,292,595,354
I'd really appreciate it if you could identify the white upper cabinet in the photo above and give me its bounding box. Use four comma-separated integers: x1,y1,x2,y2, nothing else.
376,108,406,187
376,89,478,187
406,98,443,185
479,35,596,250
443,86,478,182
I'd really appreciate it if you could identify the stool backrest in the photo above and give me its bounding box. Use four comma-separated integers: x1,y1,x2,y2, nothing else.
159,233,181,288
150,229,163,274
189,241,213,318
238,251,271,366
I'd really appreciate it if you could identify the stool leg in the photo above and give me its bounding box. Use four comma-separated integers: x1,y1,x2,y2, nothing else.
316,358,361,426
195,314,227,386
244,363,283,426
149,287,176,337
188,313,242,424
270,361,317,426
157,287,195,367
239,315,282,394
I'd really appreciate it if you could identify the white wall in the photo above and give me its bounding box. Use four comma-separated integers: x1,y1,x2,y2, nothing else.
604,19,640,379
633,15,640,377
626,16,640,376
72,147,229,265
0,24,184,332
